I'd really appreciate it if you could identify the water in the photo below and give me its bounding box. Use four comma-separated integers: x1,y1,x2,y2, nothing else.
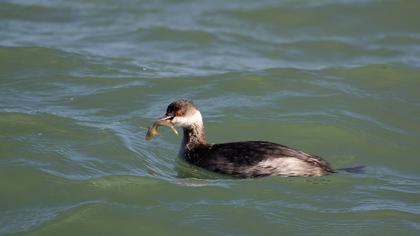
1,0,420,235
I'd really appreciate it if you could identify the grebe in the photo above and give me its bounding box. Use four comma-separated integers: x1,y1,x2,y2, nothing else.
146,99,335,178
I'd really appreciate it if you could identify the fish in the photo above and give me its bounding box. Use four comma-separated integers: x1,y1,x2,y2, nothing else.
145,119,178,140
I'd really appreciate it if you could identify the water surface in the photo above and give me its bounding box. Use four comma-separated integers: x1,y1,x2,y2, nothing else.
1,0,420,235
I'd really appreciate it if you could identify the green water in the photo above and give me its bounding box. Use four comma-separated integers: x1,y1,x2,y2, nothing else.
1,0,420,235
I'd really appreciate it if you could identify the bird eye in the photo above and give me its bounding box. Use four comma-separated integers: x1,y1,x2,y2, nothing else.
175,110,183,116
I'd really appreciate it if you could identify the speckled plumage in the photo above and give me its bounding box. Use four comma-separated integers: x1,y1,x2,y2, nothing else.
183,141,334,177
157,99,335,178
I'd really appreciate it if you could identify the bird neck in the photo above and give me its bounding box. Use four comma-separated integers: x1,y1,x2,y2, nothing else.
182,123,206,149
177,110,207,158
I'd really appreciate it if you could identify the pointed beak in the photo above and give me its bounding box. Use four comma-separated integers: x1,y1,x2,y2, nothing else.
156,115,173,125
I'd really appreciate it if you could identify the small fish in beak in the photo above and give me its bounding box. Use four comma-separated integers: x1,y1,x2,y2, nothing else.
145,116,178,140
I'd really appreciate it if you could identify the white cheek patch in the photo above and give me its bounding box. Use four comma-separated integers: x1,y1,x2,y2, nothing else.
172,116,188,126
172,111,203,128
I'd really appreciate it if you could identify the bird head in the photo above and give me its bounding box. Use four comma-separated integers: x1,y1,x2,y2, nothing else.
161,99,202,128
145,99,203,140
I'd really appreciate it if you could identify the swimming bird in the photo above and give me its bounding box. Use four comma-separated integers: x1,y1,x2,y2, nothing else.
146,99,335,178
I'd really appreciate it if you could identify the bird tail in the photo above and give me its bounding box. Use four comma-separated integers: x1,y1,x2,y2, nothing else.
337,165,365,174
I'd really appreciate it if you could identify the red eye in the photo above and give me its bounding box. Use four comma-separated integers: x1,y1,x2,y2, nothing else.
175,110,183,116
